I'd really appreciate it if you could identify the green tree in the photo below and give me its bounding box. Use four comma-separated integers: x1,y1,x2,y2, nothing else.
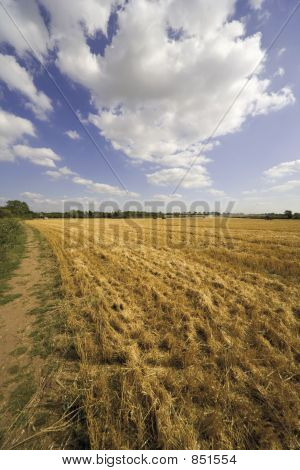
5,200,30,217
0,207,12,218
284,210,293,219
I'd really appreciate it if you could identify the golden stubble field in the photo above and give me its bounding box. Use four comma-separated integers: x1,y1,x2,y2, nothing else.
27,217,300,450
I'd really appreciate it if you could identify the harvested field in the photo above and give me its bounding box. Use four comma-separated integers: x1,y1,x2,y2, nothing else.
27,217,300,450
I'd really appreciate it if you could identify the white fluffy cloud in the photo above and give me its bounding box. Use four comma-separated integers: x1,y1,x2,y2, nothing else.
0,0,49,58
0,54,52,119
267,180,300,193
0,108,61,168
39,0,116,86
46,166,78,179
13,145,61,167
65,130,81,140
147,165,212,189
72,176,139,197
243,168,300,196
0,108,35,161
80,0,293,182
44,165,135,198
0,0,296,194
4,0,290,177
264,160,300,180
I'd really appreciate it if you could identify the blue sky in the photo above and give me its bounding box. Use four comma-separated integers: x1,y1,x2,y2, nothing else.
0,0,300,213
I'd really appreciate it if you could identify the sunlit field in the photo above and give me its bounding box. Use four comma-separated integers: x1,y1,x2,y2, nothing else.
27,217,300,450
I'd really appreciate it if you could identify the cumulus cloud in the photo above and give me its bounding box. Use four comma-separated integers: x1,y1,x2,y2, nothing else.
267,180,300,193
45,166,78,179
72,175,139,197
0,108,61,168
264,160,300,180
0,54,52,119
0,0,296,192
147,165,212,189
0,108,35,161
58,166,77,176
39,0,115,86
65,130,81,140
248,84,294,116
81,0,293,178
13,145,61,167
4,0,291,175
0,0,49,58
44,164,134,198
243,170,300,196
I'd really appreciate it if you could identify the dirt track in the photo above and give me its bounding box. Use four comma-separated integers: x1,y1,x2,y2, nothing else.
0,226,43,419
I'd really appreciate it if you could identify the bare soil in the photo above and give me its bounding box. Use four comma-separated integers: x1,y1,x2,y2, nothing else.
0,226,43,426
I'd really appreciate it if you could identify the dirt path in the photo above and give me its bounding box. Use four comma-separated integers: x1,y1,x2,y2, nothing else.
0,225,43,414
0,225,82,449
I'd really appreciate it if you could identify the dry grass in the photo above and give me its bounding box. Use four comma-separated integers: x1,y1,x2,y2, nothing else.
27,217,300,450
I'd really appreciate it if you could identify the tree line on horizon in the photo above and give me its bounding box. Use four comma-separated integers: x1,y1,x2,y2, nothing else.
0,200,299,220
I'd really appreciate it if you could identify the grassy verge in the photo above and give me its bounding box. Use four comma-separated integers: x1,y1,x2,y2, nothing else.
0,218,26,305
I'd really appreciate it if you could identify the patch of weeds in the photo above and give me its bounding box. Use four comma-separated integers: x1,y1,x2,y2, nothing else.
29,304,54,316
33,411,49,428
0,428,4,447
0,219,26,304
10,346,27,357
30,327,53,358
29,298,66,359
27,232,66,360
8,374,36,414
0,293,22,306
2,225,84,449
7,365,20,375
